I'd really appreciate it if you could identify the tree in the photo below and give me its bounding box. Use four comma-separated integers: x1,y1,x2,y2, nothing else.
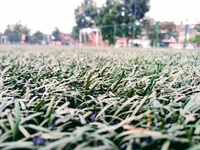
51,27,61,41
189,23,200,47
73,0,150,44
3,22,30,43
142,17,178,46
100,0,150,44
4,24,21,43
29,31,44,44
33,31,43,41
72,0,98,39
71,26,80,39
74,0,98,28
141,17,156,46
159,21,179,41
189,36,200,46
195,23,200,32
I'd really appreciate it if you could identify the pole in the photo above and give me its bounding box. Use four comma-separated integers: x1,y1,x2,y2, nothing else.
122,12,125,38
155,21,159,47
97,9,100,27
114,24,116,45
96,29,98,47
132,0,137,47
79,30,82,47
98,15,99,27
184,23,188,49
132,22,136,47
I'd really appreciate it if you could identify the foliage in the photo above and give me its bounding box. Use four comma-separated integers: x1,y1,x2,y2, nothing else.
29,31,44,44
71,26,80,39
100,0,150,44
159,21,179,41
142,18,178,46
72,0,98,40
189,23,200,46
141,17,156,46
189,35,200,45
3,22,30,43
73,0,150,44
33,31,43,41
51,27,61,41
1,46,200,149
195,23,200,32
74,0,98,28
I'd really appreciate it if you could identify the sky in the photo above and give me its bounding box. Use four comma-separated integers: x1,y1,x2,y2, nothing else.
0,0,200,34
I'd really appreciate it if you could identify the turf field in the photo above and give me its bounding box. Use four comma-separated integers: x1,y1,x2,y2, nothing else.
0,45,200,150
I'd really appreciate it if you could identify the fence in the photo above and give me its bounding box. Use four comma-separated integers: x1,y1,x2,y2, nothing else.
77,21,198,49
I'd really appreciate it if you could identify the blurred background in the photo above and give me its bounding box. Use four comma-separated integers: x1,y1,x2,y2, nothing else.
0,0,200,49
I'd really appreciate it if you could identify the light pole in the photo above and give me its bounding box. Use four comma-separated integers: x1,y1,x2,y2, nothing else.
97,8,100,27
184,19,188,49
121,11,125,38
132,0,137,47
155,21,160,47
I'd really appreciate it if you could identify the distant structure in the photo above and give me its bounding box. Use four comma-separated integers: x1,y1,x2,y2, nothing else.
59,32,72,45
177,24,198,49
0,36,9,44
43,34,51,45
21,34,27,44
79,27,109,46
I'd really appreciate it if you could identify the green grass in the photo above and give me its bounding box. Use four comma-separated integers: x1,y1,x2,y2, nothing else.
0,45,200,150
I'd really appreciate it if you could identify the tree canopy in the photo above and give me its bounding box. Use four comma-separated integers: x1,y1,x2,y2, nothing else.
3,22,30,43
29,31,44,44
74,0,98,28
101,0,150,43
73,0,151,44
72,0,98,39
142,17,178,46
189,23,200,46
51,27,61,41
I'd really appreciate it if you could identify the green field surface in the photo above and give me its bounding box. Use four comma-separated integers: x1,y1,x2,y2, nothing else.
0,45,200,150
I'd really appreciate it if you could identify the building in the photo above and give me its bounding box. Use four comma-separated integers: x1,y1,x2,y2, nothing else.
177,25,197,49
0,35,9,44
